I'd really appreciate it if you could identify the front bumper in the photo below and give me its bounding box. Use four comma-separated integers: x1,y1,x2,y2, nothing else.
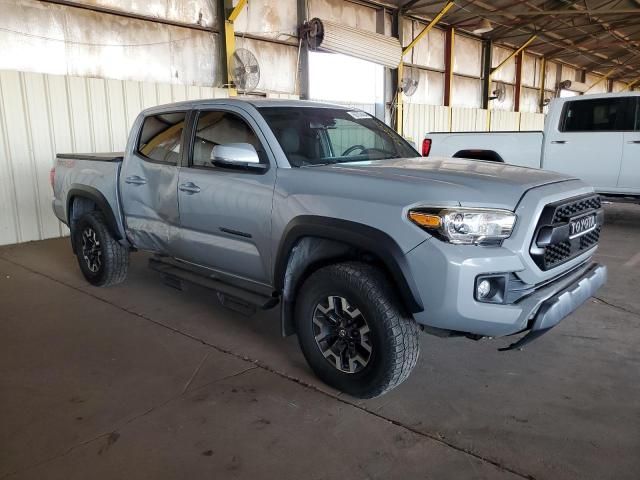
408,238,606,341
499,262,607,350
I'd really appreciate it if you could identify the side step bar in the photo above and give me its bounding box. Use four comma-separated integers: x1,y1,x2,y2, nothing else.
148,257,279,310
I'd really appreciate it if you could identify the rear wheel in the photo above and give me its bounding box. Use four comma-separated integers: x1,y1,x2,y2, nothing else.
295,262,420,398
73,211,128,287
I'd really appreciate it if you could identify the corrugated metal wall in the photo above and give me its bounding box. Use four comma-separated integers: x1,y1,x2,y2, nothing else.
403,104,545,144
0,67,546,247
0,69,231,246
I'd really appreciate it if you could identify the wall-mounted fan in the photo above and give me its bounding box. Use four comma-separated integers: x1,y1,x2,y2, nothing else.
230,48,260,93
400,67,419,97
490,82,506,103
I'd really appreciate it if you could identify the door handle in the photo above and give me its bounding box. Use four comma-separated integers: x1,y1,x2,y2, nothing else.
626,140,640,144
125,175,147,185
550,140,567,144
179,182,201,194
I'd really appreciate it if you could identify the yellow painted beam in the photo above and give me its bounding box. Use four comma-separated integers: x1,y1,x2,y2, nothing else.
402,2,455,56
224,0,248,97
486,34,536,131
225,20,237,96
490,35,537,77
141,122,185,155
621,78,640,91
585,68,617,93
396,1,454,135
228,0,247,22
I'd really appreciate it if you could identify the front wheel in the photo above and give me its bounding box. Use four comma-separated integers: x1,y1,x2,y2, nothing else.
72,211,129,287
295,262,420,398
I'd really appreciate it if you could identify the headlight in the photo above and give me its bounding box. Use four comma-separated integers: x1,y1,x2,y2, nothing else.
408,208,516,245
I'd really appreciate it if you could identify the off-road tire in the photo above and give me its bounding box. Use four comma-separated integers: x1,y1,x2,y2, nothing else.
72,211,128,287
295,262,420,398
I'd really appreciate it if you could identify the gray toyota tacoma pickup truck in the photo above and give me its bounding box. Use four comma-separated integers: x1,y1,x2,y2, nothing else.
52,99,607,398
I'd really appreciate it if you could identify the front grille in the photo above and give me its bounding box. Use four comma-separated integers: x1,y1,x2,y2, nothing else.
580,226,601,250
552,196,601,223
531,194,603,271
543,241,572,269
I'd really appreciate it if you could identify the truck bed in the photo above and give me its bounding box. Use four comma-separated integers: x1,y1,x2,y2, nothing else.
426,131,543,169
52,152,125,239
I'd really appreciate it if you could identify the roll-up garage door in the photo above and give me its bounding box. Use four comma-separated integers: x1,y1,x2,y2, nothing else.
304,18,402,69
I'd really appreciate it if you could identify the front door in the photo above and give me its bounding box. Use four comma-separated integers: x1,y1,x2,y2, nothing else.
174,107,276,286
543,97,629,192
617,98,640,193
120,111,187,253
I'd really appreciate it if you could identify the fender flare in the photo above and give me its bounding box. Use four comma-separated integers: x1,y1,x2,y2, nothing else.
67,186,123,240
274,216,424,314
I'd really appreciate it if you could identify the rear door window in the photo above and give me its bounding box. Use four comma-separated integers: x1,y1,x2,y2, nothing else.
137,112,187,164
560,98,634,132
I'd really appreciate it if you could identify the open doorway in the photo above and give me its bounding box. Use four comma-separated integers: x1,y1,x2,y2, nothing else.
308,51,384,118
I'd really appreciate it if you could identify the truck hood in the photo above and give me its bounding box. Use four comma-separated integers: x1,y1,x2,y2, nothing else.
316,156,577,210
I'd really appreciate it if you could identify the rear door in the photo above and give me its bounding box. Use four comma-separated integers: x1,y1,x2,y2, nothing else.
120,111,186,253
173,106,276,286
618,97,640,192
543,97,630,191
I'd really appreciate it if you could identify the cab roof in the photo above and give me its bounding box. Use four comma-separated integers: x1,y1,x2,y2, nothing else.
141,97,352,116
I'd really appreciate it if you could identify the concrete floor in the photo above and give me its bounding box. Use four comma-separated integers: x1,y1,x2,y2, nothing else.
1,203,639,480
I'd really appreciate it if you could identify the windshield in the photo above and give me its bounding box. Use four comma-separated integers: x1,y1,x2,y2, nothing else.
258,107,419,167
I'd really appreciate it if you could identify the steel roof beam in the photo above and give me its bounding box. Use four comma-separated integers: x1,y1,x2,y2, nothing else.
463,8,640,16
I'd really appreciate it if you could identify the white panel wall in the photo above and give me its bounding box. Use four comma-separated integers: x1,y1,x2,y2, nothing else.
0,0,220,87
490,110,521,131
403,104,450,145
308,0,377,32
520,112,545,131
0,69,227,246
451,108,488,132
585,73,607,94
403,106,545,147
491,46,516,84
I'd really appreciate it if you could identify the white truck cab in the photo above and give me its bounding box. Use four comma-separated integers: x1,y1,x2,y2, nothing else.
425,92,640,198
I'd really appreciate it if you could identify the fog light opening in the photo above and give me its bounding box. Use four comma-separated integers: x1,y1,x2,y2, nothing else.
475,275,507,303
477,279,492,299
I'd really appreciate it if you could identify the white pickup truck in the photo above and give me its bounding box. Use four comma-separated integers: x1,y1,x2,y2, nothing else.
423,92,640,199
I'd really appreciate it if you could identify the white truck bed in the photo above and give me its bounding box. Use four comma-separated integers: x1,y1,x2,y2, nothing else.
427,131,543,169
422,93,640,197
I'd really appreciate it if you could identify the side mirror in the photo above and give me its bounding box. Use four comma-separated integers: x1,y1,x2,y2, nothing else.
211,143,266,171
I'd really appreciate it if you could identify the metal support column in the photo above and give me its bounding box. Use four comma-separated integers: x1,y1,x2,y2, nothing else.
443,27,454,106
222,0,247,96
375,7,387,120
297,0,309,99
487,35,536,128
538,57,546,113
392,10,402,132
514,51,523,112
481,39,492,109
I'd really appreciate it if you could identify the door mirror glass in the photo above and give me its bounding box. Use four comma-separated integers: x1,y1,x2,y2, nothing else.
211,143,265,170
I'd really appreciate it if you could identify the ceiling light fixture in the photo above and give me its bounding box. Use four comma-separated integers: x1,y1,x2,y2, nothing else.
473,19,493,34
